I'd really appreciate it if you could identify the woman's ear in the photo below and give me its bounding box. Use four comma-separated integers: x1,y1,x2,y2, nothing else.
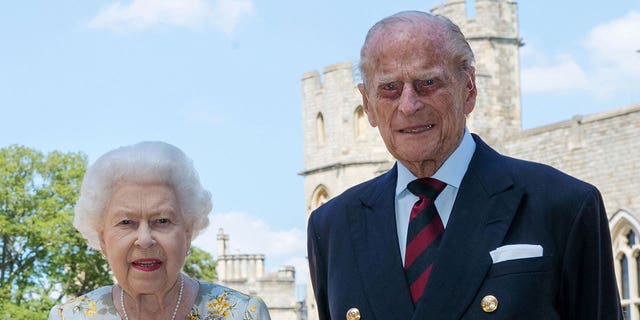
98,230,107,259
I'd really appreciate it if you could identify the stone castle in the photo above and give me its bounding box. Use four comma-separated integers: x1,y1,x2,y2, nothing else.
300,1,640,319
215,228,303,320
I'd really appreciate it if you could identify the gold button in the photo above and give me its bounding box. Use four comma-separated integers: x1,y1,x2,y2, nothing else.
481,295,498,313
346,307,361,320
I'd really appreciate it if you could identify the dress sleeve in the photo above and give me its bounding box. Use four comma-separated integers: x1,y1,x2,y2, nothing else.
244,296,271,320
48,305,63,320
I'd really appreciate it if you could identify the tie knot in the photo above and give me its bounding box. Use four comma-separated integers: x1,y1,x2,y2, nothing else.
407,178,447,200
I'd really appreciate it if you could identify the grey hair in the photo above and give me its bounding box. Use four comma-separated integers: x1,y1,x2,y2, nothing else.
359,10,475,88
73,141,212,250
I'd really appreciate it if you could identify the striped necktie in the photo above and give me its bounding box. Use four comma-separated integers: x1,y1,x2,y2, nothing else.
405,177,447,304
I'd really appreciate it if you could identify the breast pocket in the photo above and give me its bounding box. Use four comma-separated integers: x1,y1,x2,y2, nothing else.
487,255,553,278
463,256,559,319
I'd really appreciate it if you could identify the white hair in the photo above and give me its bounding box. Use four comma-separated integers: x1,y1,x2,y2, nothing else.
359,11,475,88
73,141,212,250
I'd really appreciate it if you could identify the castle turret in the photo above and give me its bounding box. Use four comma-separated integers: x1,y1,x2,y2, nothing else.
215,230,296,319
300,62,394,320
300,62,393,213
432,0,522,146
216,228,229,280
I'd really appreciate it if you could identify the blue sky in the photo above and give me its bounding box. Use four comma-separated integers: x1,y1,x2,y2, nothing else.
1,0,638,286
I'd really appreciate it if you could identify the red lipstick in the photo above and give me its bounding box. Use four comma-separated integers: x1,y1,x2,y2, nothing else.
131,259,162,272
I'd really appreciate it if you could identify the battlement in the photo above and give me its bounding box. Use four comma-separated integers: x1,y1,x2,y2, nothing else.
301,62,355,99
432,0,518,40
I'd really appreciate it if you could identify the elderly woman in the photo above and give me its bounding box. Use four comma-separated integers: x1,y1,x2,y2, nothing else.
49,141,270,320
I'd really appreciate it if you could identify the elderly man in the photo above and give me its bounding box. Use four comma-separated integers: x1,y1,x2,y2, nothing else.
307,11,622,320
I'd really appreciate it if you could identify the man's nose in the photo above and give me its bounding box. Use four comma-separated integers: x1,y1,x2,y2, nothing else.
397,84,423,115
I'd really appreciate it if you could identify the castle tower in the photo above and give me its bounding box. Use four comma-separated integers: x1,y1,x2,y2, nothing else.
215,229,299,320
300,63,393,319
216,228,265,282
300,62,393,213
216,228,228,281
432,0,522,145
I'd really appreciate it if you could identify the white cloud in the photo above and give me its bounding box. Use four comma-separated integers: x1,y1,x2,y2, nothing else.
88,0,254,34
519,42,549,66
211,0,255,35
521,56,589,94
584,11,640,70
582,11,640,98
192,211,308,284
521,11,640,99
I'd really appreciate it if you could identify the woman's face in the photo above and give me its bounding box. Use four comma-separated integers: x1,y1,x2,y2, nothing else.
99,182,191,296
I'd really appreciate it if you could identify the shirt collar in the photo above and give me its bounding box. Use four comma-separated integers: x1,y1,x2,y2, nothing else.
396,128,476,196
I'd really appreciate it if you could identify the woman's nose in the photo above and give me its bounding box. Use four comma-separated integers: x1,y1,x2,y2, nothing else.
134,224,156,248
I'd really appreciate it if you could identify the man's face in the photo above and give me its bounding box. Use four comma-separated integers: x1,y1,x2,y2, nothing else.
359,23,476,176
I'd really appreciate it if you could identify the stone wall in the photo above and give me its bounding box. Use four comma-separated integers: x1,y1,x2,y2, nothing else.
500,104,640,218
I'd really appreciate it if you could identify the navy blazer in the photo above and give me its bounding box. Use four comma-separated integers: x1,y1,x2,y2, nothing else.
307,134,622,319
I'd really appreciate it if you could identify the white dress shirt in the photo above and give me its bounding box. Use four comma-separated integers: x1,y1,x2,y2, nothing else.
395,129,476,265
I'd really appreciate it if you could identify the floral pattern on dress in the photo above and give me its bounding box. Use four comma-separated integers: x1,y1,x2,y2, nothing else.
49,280,270,320
50,286,113,320
187,284,268,320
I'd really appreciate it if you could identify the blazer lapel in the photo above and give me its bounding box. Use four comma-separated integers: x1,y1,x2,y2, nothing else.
413,135,524,319
346,165,415,319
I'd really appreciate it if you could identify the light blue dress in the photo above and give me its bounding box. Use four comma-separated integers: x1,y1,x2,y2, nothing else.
49,280,271,320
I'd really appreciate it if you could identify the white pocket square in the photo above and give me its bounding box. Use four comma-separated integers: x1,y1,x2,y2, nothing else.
490,244,543,264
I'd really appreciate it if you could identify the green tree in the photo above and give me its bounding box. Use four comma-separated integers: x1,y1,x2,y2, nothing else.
0,145,112,319
183,246,217,281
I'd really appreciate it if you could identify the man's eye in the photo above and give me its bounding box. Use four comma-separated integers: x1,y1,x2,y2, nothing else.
118,219,132,226
383,83,397,90
156,218,170,224
378,82,403,98
414,79,437,95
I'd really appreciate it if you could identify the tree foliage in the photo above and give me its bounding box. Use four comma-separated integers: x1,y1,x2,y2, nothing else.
0,145,112,319
183,246,217,282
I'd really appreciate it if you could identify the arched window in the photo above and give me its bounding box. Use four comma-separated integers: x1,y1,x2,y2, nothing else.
610,210,640,320
316,113,326,146
622,255,630,299
354,106,367,139
311,185,329,211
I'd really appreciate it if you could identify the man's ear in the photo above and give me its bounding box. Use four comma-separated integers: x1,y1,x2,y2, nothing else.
358,83,378,127
463,68,477,115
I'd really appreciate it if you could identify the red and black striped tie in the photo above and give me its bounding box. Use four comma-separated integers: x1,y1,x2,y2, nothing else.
405,177,447,304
